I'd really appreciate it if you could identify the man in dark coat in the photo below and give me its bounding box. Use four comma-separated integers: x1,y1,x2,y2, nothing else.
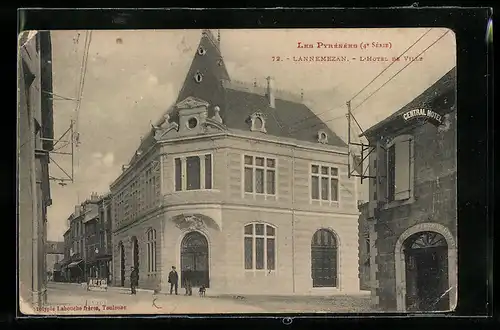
130,267,138,295
168,266,179,295
183,267,193,296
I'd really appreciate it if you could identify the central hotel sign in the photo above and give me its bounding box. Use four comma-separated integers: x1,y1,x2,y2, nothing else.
402,108,443,126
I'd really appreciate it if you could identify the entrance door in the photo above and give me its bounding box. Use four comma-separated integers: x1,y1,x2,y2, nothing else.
311,229,338,287
180,231,209,288
119,242,125,287
404,231,449,311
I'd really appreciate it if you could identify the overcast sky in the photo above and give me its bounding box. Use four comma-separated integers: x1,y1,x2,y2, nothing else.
45,28,456,241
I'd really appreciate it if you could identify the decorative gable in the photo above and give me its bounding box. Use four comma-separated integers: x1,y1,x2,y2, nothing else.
176,96,210,136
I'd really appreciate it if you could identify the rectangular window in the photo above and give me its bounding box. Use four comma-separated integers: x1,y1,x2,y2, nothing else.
244,237,253,269
267,238,275,270
175,158,182,191
255,168,264,193
204,154,212,189
186,156,200,190
174,154,213,191
387,145,396,202
311,164,339,202
244,155,277,196
387,137,412,202
255,237,265,270
244,168,253,193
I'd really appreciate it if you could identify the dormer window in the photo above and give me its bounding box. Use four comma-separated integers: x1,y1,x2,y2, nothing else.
194,71,203,83
249,112,267,133
317,130,328,144
197,46,206,56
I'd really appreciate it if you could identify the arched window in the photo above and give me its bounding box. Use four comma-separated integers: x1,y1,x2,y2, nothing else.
244,223,276,271
146,229,157,273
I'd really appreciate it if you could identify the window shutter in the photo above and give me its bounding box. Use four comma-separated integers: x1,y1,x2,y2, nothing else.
394,138,411,200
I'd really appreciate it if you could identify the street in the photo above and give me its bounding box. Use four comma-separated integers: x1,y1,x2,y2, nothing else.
25,282,374,315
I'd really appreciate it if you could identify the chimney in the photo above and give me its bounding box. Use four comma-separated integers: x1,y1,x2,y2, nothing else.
266,76,275,108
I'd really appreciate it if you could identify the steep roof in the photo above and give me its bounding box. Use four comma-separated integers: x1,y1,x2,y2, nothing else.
123,30,348,171
171,30,345,147
361,66,456,138
223,87,346,146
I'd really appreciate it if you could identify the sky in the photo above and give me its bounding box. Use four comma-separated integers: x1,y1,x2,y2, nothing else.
46,28,456,241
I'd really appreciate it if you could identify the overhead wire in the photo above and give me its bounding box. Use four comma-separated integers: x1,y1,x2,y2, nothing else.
288,29,450,136
286,28,434,132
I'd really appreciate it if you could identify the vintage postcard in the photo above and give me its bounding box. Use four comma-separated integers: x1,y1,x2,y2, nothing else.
18,27,457,315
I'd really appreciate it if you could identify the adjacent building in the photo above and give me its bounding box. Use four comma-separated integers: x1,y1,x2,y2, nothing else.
83,193,113,283
110,30,361,295
60,205,85,283
359,67,457,311
18,30,54,308
45,241,64,281
59,193,113,283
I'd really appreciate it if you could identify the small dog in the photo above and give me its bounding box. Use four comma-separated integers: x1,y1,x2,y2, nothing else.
198,285,206,297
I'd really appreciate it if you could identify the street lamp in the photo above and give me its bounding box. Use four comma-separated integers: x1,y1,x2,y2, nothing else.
95,248,99,278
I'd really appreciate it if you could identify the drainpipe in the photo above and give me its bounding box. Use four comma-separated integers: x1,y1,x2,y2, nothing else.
291,147,296,293
31,116,40,308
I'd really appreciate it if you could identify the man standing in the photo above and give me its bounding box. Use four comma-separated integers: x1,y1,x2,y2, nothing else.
183,266,193,296
130,266,138,295
168,266,179,295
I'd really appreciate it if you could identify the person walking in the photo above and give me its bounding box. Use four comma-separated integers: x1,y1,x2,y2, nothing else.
183,267,193,296
130,266,138,295
168,266,179,295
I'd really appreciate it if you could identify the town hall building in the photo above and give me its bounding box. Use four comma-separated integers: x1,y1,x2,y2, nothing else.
110,30,362,295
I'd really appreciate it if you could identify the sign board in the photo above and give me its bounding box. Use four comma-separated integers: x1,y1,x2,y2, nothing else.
402,108,443,126
87,278,108,291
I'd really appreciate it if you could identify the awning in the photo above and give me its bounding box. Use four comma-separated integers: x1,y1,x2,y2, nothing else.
68,260,83,268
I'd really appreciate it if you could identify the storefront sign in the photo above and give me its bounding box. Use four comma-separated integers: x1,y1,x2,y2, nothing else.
402,108,443,126
87,277,108,291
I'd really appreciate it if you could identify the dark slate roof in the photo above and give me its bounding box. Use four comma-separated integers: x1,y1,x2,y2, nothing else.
224,88,347,147
361,66,456,138
126,30,348,167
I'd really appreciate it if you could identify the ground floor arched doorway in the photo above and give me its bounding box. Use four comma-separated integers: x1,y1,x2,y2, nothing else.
311,229,339,288
119,242,125,287
180,231,209,288
403,231,449,311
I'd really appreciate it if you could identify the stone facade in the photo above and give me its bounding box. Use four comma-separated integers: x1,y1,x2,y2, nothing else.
357,203,371,291
361,67,457,311
111,134,361,294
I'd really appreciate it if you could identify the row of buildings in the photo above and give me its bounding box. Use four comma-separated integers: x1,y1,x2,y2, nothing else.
56,193,113,284
54,30,457,312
